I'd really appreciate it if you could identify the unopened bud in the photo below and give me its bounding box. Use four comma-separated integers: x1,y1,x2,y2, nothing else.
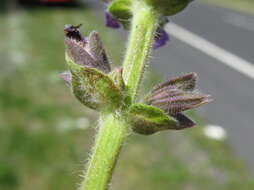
64,25,111,73
62,25,124,111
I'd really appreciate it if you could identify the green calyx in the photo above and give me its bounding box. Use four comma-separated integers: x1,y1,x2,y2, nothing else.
128,103,179,135
108,0,193,23
66,54,124,111
108,0,132,29
145,0,193,16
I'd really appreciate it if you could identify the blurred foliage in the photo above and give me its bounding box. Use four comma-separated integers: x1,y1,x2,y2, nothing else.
0,3,254,190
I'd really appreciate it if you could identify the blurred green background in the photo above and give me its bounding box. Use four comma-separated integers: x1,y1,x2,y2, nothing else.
0,1,254,190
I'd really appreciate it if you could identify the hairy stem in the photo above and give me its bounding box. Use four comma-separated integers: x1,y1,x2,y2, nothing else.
123,1,159,101
81,113,129,190
81,2,159,190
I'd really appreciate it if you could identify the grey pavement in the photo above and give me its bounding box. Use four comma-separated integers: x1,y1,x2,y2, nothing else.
152,2,254,173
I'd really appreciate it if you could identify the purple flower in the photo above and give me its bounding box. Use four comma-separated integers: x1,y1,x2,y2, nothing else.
104,12,121,29
153,28,170,49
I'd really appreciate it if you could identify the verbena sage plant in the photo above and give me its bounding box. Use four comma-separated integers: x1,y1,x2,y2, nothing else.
60,0,212,189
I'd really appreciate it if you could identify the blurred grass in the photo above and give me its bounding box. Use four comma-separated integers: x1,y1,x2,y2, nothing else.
201,0,254,14
0,4,254,190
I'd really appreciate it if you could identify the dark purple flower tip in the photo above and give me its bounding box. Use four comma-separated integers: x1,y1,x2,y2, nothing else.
153,28,169,49
59,71,72,87
172,113,196,129
105,12,121,29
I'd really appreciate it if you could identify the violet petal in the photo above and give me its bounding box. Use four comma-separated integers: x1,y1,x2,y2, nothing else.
105,12,121,29
153,28,169,49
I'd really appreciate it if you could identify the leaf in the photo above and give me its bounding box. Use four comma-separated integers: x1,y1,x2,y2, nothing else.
66,54,123,111
128,103,178,135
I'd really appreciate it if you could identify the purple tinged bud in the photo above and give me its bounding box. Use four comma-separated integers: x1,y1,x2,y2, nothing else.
59,71,72,87
147,88,184,103
105,12,121,29
64,24,111,73
153,28,169,49
151,94,212,115
152,73,197,93
145,73,212,126
88,31,111,73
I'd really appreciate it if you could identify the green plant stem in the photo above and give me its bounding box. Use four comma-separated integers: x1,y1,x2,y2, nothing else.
123,1,159,101
81,2,159,190
81,113,129,190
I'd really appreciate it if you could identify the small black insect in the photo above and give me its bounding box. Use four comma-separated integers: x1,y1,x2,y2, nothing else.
64,24,83,41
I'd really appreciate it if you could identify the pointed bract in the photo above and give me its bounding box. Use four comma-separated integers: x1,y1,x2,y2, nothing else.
147,88,184,103
150,93,211,115
152,73,197,93
88,31,111,73
65,36,96,67
64,25,111,73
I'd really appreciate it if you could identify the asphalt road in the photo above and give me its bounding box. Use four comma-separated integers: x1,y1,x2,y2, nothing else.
152,3,254,172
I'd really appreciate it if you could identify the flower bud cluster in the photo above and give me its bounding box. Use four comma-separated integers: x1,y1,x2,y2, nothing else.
129,73,212,135
60,25,212,135
61,25,125,111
